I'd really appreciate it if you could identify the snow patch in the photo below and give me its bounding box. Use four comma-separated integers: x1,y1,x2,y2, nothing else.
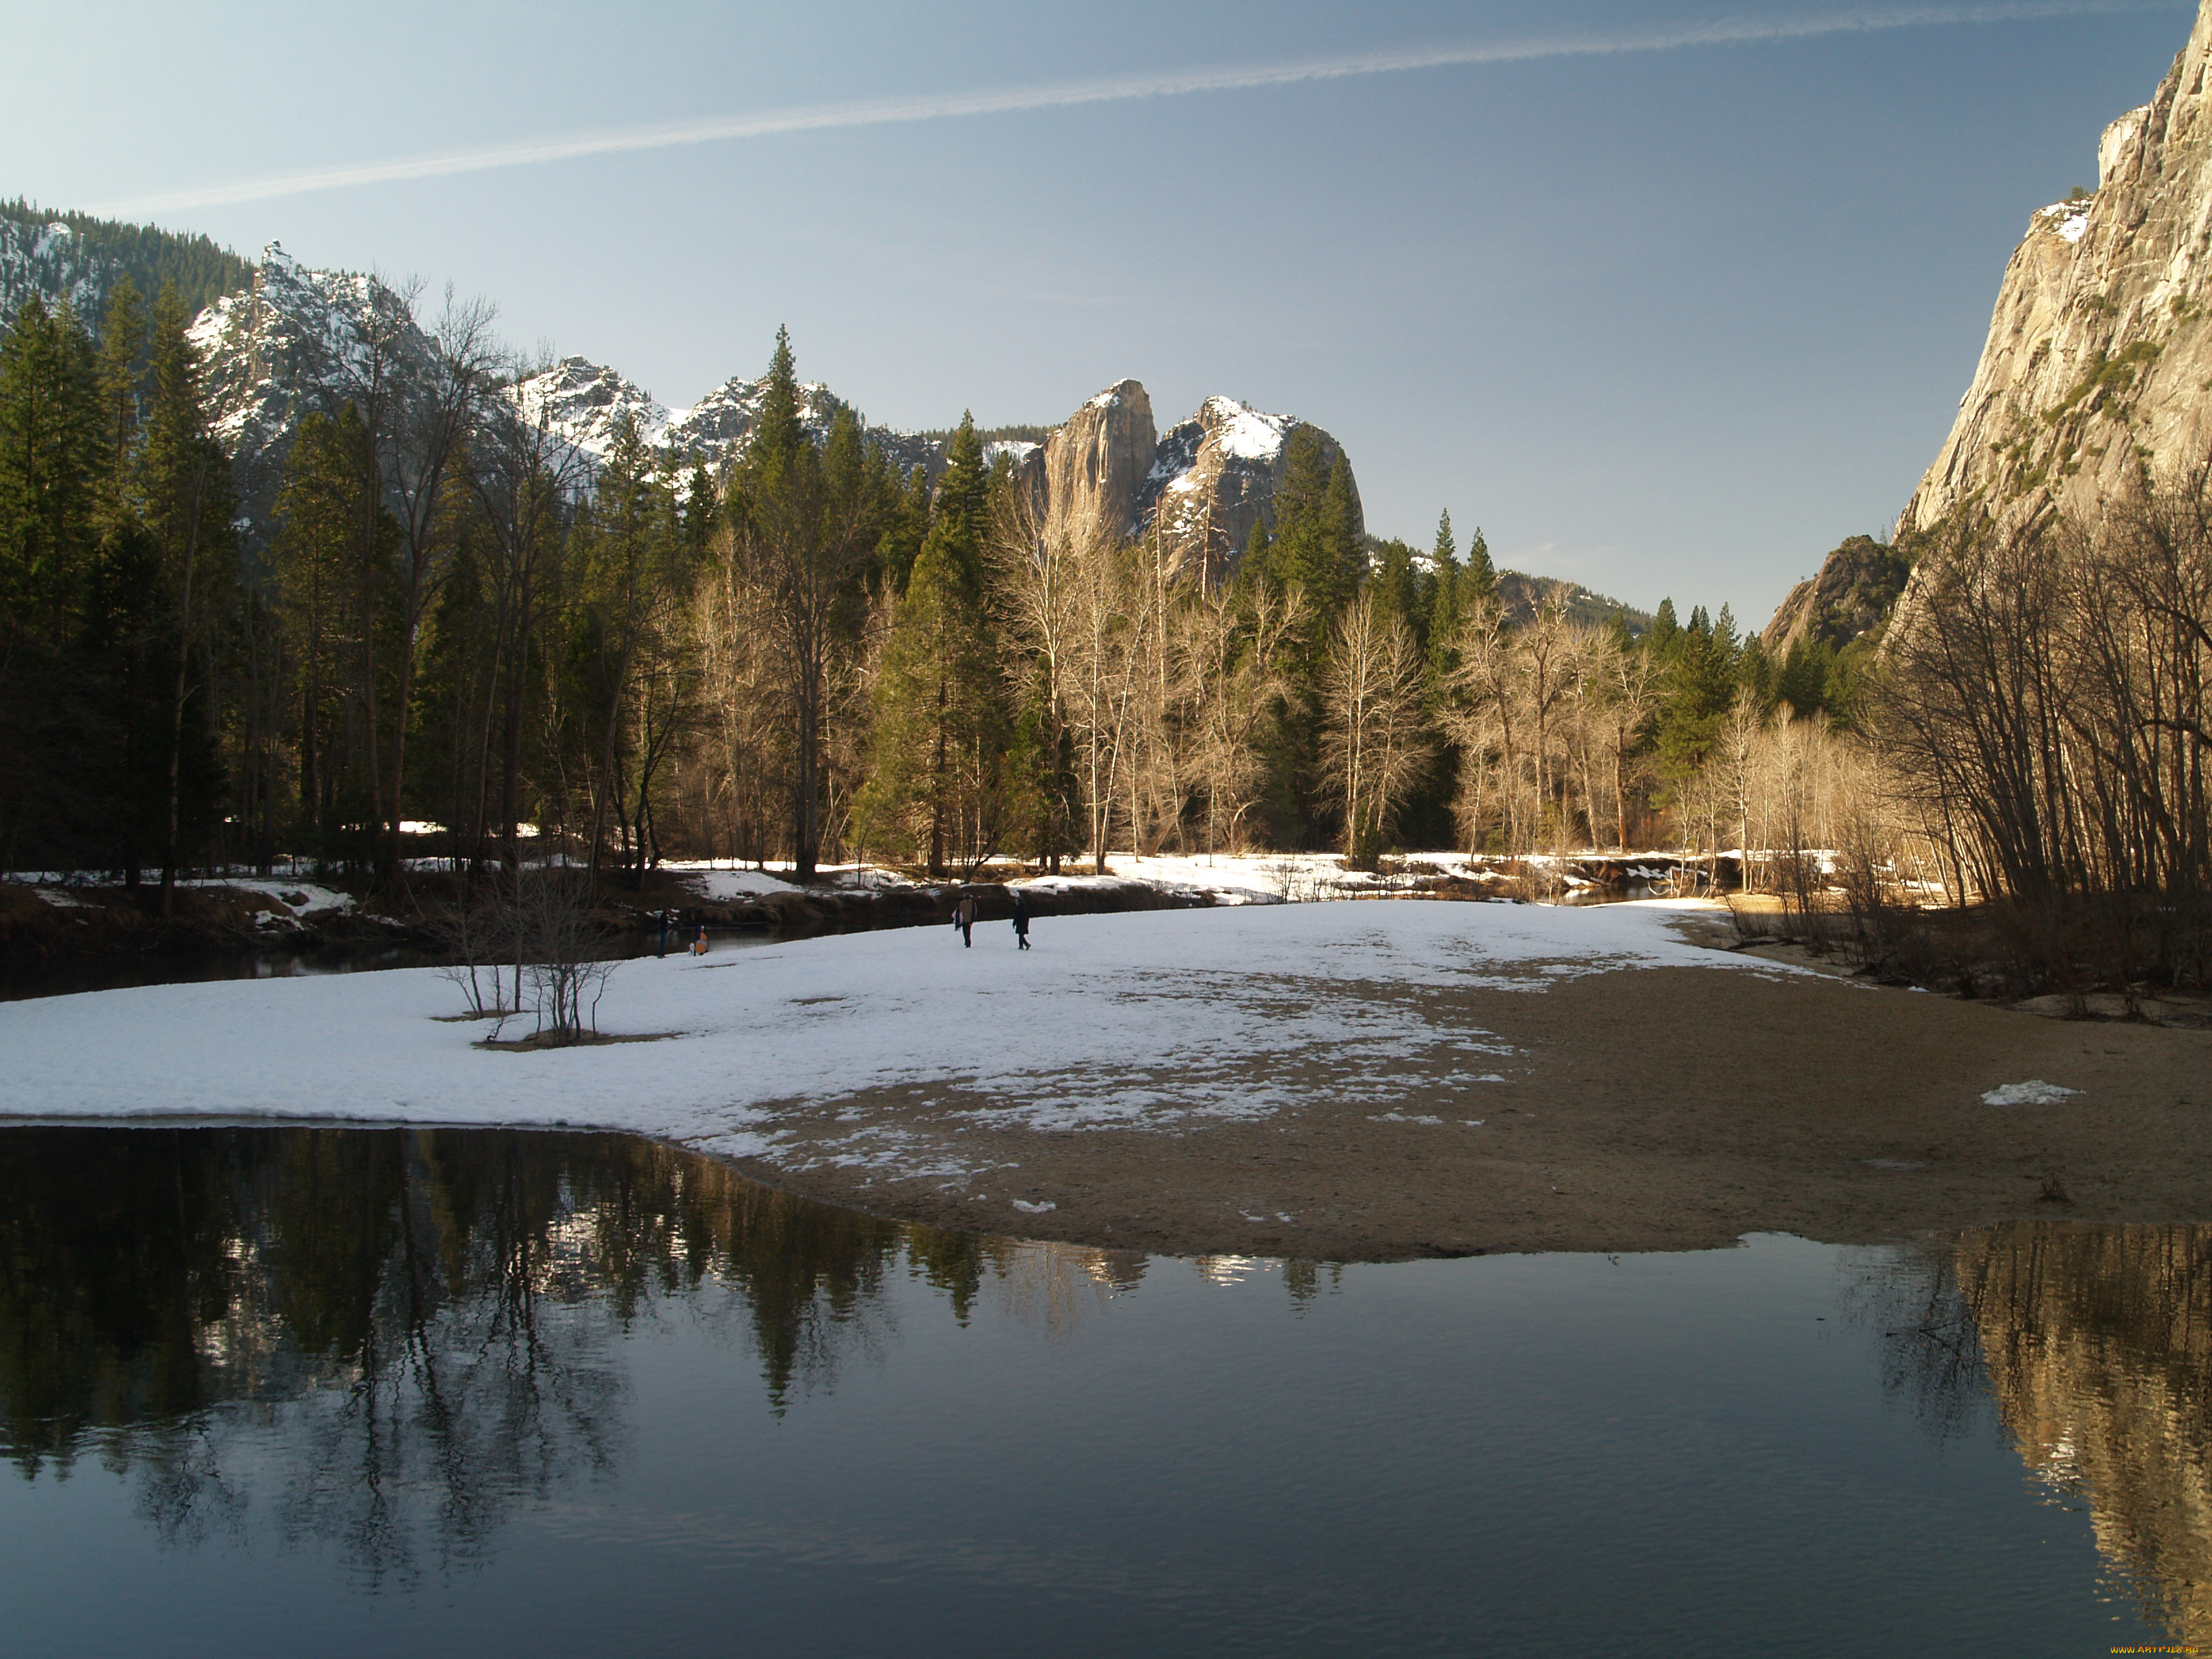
2036,201,2091,245
1982,1080,2081,1106
1202,396,1294,462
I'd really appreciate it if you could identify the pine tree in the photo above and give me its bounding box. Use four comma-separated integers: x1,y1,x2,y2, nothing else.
0,294,102,872
726,331,885,878
1425,510,1464,687
274,406,383,848
1462,524,1497,609
0,296,98,634
91,276,146,547
876,464,931,596
140,283,236,907
856,414,1005,874
752,326,805,468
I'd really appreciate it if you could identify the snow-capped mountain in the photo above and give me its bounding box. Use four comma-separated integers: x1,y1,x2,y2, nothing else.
1029,382,1362,581
507,356,670,459
189,244,436,550
10,230,1362,581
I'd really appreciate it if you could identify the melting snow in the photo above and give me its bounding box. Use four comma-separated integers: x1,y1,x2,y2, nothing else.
0,901,1792,1174
2036,201,2091,245
1982,1080,2081,1106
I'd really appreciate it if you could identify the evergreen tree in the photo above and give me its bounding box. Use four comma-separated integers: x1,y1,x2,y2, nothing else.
856,414,1006,874
1425,510,1464,687
0,294,102,869
565,414,695,878
876,464,931,596
139,283,236,906
90,277,146,547
1372,537,1420,648
0,296,98,634
274,405,386,852
1462,524,1497,609
724,332,887,878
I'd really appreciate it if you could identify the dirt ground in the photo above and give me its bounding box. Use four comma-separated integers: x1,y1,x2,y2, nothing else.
720,939,2212,1261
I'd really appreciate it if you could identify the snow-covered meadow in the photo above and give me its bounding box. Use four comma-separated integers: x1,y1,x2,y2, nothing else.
0,900,1774,1170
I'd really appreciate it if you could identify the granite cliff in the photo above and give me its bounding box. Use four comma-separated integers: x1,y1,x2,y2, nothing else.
1025,380,1362,582
1765,0,2212,649
1902,0,2212,535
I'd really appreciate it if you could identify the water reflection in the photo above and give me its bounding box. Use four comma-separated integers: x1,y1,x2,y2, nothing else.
0,1127,1138,1581
6,1128,2210,1652
1872,1222,2212,1642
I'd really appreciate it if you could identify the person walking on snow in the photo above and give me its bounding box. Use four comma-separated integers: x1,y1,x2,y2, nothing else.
953,893,975,948
1011,893,1031,949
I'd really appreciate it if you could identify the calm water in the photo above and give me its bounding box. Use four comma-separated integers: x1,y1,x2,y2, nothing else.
0,1126,2200,1656
0,930,771,1002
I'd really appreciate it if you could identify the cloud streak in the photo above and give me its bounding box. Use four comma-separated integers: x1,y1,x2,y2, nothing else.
95,2,2168,218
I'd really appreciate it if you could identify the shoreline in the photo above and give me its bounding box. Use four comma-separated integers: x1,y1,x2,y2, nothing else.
4,901,2207,1262
700,960,2212,1261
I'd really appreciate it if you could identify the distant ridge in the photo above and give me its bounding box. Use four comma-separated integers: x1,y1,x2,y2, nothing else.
0,200,253,321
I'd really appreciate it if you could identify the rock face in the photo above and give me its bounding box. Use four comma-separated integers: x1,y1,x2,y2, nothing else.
190,245,437,556
1034,380,1158,546
1025,382,1363,583
1135,395,1361,583
1759,535,1914,654
1901,0,2212,536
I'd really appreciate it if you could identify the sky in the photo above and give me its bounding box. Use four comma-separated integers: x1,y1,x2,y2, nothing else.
6,0,2200,626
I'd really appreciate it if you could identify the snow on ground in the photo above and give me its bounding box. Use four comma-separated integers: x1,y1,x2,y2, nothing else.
1982,1080,2082,1106
1015,855,1278,906
659,859,913,899
0,901,1786,1179
182,877,356,916
663,863,809,903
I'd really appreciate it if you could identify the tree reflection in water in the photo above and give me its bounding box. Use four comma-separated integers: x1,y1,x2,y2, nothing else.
0,1127,1143,1584
1865,1221,2212,1643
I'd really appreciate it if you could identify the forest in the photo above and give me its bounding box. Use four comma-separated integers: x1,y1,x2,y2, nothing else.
2,277,2205,992
0,286,1869,886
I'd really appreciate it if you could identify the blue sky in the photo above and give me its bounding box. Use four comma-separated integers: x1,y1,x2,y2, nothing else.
7,1,2198,623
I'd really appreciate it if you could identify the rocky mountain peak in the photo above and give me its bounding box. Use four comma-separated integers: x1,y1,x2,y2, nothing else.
190,243,433,551
508,356,670,459
1134,394,1356,583
1017,381,1360,581
1036,379,1158,545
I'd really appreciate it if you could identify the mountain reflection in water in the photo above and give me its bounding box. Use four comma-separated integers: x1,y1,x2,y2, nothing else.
1871,1223,2212,1643
0,1126,1137,1583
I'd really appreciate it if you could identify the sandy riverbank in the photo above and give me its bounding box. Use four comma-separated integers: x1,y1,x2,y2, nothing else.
731,958,2212,1258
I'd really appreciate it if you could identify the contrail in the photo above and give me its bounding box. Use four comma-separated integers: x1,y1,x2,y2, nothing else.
94,1,2171,218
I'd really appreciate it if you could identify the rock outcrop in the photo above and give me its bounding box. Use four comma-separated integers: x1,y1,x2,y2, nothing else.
1023,382,1363,583
1759,535,1914,655
1134,395,1361,583
1033,380,1158,546
190,245,437,556
1900,0,2212,537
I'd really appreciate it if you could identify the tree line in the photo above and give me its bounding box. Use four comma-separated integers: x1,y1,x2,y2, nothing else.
3,292,1918,891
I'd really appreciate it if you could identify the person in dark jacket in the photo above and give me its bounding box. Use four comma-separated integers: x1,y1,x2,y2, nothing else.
953,893,975,947
1011,893,1031,949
